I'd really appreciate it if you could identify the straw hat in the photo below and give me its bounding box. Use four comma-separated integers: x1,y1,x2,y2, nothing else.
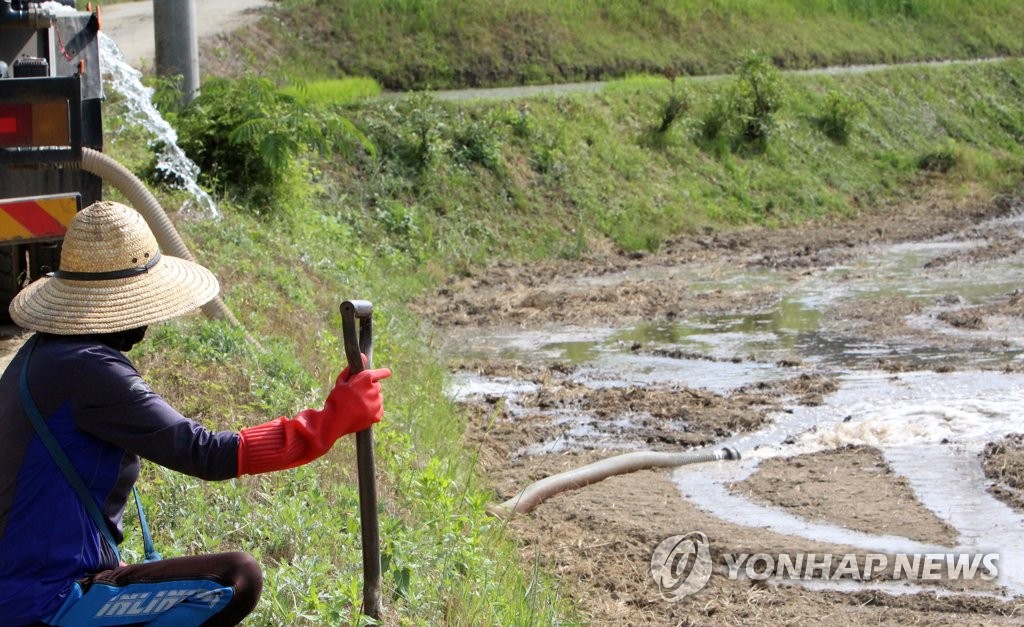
9,201,219,334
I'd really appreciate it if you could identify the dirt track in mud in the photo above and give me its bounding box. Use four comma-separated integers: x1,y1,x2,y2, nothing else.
417,188,1024,625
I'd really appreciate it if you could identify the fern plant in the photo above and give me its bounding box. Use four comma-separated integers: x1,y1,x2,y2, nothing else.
174,77,373,213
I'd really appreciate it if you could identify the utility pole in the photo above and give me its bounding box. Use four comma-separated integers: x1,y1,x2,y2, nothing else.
153,0,199,104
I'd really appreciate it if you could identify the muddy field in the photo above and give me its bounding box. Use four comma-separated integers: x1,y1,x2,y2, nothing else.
419,189,1024,624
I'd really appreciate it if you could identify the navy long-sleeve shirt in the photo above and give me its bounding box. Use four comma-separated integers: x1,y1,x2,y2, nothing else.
0,333,240,624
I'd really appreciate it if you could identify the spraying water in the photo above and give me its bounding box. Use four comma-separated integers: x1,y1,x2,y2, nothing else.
97,32,219,220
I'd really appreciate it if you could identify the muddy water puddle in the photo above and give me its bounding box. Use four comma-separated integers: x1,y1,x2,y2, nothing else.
442,209,1024,599
447,221,1023,374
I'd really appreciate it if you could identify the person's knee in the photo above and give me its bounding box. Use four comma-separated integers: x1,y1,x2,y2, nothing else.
222,551,263,612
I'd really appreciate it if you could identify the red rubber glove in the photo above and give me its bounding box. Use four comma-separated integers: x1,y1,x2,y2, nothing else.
236,364,392,475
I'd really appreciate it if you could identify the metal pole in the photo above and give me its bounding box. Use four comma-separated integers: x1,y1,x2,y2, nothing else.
153,0,199,104
340,300,383,621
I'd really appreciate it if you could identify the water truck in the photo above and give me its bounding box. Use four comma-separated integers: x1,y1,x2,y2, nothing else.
0,0,102,322
0,0,237,326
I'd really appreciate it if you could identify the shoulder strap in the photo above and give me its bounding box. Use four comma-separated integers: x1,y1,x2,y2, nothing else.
19,335,122,563
132,485,161,562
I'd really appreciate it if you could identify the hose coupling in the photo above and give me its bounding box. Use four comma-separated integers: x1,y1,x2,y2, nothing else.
719,446,742,461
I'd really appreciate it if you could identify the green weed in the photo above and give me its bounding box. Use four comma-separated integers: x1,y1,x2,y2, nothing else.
657,87,690,135
281,78,382,106
733,52,785,146
699,93,733,145
815,89,866,144
918,140,960,173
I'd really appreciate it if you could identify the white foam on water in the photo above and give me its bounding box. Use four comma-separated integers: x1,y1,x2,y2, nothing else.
676,370,1024,597
744,371,1024,459
447,372,538,402
97,32,218,219
788,397,1017,455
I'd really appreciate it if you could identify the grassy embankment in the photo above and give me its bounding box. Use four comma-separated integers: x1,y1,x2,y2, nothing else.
226,0,1024,89
99,55,1024,624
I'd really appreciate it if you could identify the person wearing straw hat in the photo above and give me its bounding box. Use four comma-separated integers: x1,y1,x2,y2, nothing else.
0,201,392,626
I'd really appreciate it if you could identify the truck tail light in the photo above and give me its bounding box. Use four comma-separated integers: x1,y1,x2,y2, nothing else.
0,100,71,149
0,75,82,164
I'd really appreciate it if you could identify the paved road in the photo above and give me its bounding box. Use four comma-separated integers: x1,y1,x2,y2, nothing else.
424,57,1012,102
100,0,270,68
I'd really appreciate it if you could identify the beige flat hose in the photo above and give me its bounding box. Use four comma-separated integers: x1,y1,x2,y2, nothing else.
80,147,240,326
493,446,741,516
